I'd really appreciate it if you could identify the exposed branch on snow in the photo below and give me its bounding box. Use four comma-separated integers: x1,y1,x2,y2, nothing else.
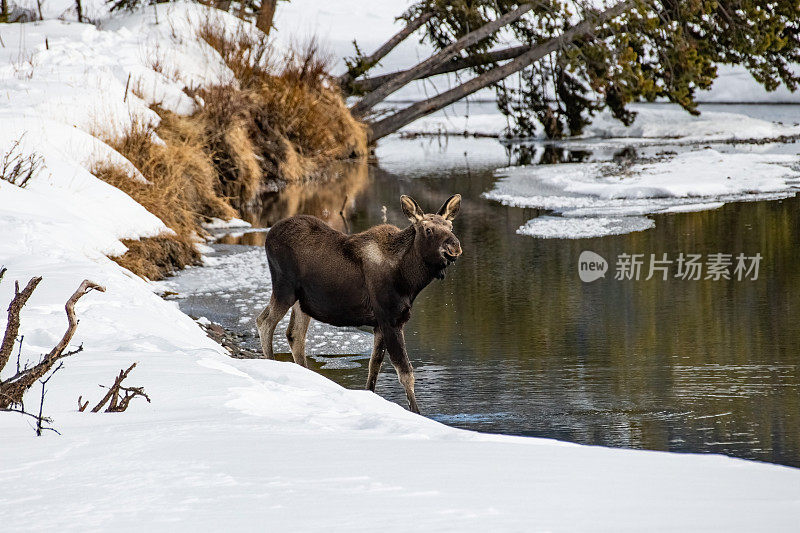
36,362,64,436
0,136,43,189
86,362,151,413
0,277,105,410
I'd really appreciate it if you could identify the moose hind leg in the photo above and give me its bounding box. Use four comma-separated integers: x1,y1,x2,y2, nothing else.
256,294,291,359
366,328,386,392
286,302,311,368
382,326,420,414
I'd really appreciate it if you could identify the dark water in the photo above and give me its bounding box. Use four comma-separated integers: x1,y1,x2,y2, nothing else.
214,113,800,468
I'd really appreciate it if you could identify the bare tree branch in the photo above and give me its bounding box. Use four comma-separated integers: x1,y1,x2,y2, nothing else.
90,362,150,413
0,276,42,372
350,3,538,118
338,12,434,90
348,45,530,94
368,1,636,142
0,278,105,409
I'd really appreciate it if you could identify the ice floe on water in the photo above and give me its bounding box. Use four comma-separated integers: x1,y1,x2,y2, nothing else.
517,216,656,239
484,148,800,238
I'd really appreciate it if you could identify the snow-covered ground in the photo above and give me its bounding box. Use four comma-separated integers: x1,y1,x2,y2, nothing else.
485,149,800,238
3,2,800,530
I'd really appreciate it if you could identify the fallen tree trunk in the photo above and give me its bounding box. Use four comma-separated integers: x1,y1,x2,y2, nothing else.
348,45,529,94
350,3,537,118
367,1,636,142
338,12,433,90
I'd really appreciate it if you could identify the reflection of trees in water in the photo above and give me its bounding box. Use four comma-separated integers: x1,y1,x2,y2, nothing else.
217,159,370,245
503,143,592,166
392,167,800,465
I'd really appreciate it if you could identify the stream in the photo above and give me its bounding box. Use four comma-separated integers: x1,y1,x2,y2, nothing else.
161,103,800,468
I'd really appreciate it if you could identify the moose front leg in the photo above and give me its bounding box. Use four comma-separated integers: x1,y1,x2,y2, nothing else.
381,325,420,414
366,328,385,392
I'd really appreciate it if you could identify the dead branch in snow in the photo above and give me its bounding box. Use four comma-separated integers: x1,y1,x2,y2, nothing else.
0,277,105,410
87,362,151,413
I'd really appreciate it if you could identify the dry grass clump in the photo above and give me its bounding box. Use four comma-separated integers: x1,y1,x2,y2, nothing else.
94,117,237,279
196,17,368,205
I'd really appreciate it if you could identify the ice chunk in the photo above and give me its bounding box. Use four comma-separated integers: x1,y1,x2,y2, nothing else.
517,216,655,239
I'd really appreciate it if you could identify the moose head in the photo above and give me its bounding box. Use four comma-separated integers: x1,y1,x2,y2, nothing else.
400,194,463,278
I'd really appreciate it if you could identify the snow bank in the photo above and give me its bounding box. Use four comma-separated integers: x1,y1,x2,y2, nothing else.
701,65,800,104
399,111,512,137
485,149,800,238
0,2,243,136
584,106,800,141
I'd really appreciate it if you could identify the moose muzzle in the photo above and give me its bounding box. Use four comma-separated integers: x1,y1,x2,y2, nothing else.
442,242,462,263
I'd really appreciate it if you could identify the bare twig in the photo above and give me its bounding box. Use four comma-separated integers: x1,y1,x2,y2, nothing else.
36,362,63,436
0,406,57,431
338,12,433,89
16,335,23,374
89,363,150,413
123,72,131,103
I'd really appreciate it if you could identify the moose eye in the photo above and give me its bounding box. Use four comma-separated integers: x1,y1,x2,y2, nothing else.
425,227,432,236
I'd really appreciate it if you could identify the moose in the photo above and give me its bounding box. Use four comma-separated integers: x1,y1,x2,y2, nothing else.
256,194,463,413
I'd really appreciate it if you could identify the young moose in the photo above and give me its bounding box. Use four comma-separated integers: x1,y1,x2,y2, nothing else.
256,194,462,413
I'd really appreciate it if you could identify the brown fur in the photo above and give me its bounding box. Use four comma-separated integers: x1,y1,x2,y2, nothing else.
256,195,462,413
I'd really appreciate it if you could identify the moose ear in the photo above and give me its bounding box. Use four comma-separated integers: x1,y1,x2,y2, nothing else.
437,194,461,221
400,195,424,222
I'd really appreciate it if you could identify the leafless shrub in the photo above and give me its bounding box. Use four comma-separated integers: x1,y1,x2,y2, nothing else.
0,137,43,188
0,272,106,434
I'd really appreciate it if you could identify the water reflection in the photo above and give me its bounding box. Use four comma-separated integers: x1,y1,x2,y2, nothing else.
345,160,800,468
218,138,800,468
503,143,593,166
215,159,370,245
